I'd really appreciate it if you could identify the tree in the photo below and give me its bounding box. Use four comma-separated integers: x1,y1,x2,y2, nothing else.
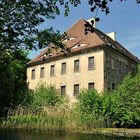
0,0,139,51
88,0,140,15
0,50,30,117
0,0,139,118
0,0,81,51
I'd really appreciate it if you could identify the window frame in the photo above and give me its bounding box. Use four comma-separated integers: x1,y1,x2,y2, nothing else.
31,69,35,80
61,62,66,75
112,83,116,90
88,82,95,91
50,65,55,76
61,85,66,95
119,61,123,73
88,56,94,70
74,84,79,95
40,67,45,78
74,59,80,72
111,57,115,70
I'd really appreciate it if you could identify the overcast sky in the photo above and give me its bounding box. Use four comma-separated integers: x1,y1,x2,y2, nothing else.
28,1,140,59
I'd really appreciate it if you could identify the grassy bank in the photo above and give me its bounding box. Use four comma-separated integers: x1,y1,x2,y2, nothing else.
0,105,140,138
1,69,140,137
0,105,104,131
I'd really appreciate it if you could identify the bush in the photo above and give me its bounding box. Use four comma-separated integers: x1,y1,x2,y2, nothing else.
78,89,102,115
105,73,140,128
77,66,140,128
77,89,105,128
22,84,63,109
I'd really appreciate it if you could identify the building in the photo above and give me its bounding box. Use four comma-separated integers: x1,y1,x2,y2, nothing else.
26,18,140,101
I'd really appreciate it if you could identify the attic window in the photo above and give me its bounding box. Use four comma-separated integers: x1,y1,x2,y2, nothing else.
99,35,105,39
48,54,52,57
121,49,127,54
43,54,47,57
63,37,76,43
100,35,110,42
106,43,116,50
123,50,126,53
72,43,87,49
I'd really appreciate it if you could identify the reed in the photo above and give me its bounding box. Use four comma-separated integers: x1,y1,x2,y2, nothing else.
1,104,105,131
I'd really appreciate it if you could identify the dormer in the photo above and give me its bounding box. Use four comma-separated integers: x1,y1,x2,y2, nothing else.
72,43,87,49
63,37,76,43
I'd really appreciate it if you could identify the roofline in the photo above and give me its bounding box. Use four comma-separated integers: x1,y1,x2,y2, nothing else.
66,18,86,33
26,44,105,68
105,43,140,64
94,28,140,64
27,42,140,68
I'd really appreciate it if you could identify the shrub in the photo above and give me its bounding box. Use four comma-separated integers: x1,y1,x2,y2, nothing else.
77,89,105,128
106,73,140,128
78,89,102,114
77,66,140,128
22,84,63,110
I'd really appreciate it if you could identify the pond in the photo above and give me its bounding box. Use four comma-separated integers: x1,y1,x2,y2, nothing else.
0,129,139,140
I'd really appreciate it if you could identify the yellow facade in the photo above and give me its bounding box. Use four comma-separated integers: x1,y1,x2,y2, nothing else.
27,49,104,101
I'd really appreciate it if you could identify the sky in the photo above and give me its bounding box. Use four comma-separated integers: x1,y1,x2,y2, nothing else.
28,1,140,59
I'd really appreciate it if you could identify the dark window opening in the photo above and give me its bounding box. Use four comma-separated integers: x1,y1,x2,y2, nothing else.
88,57,94,70
112,83,116,90
88,82,95,90
50,65,55,76
40,67,44,78
74,60,79,72
74,84,79,95
31,69,35,79
119,61,122,73
61,86,66,95
61,63,66,74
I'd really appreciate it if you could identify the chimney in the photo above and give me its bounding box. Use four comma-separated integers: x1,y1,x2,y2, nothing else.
86,18,97,28
106,32,116,41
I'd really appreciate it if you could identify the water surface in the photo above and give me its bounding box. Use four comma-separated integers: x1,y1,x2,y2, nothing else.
0,129,139,140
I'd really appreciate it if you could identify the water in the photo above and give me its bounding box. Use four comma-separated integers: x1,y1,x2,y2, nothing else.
0,129,139,140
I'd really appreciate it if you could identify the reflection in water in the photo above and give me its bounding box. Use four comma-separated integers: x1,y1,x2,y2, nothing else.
0,129,139,140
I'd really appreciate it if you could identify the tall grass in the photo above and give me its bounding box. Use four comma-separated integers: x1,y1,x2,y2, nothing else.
0,85,106,131
1,70,140,131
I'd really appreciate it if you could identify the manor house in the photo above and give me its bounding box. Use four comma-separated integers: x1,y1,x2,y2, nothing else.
26,18,140,101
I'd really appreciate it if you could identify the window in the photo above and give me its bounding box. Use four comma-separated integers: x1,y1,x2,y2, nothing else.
31,69,35,79
111,58,115,70
112,83,116,90
126,64,129,73
61,86,66,95
40,67,44,78
88,57,94,70
131,67,136,75
88,82,95,90
119,61,122,72
50,65,55,76
74,84,79,95
61,62,66,74
74,60,79,72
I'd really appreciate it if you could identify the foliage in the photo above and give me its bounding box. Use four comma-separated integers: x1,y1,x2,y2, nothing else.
88,0,140,16
0,50,29,117
77,89,105,128
77,67,140,128
0,0,140,51
104,70,140,128
1,68,140,129
78,89,102,115
0,0,80,51
27,84,63,109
